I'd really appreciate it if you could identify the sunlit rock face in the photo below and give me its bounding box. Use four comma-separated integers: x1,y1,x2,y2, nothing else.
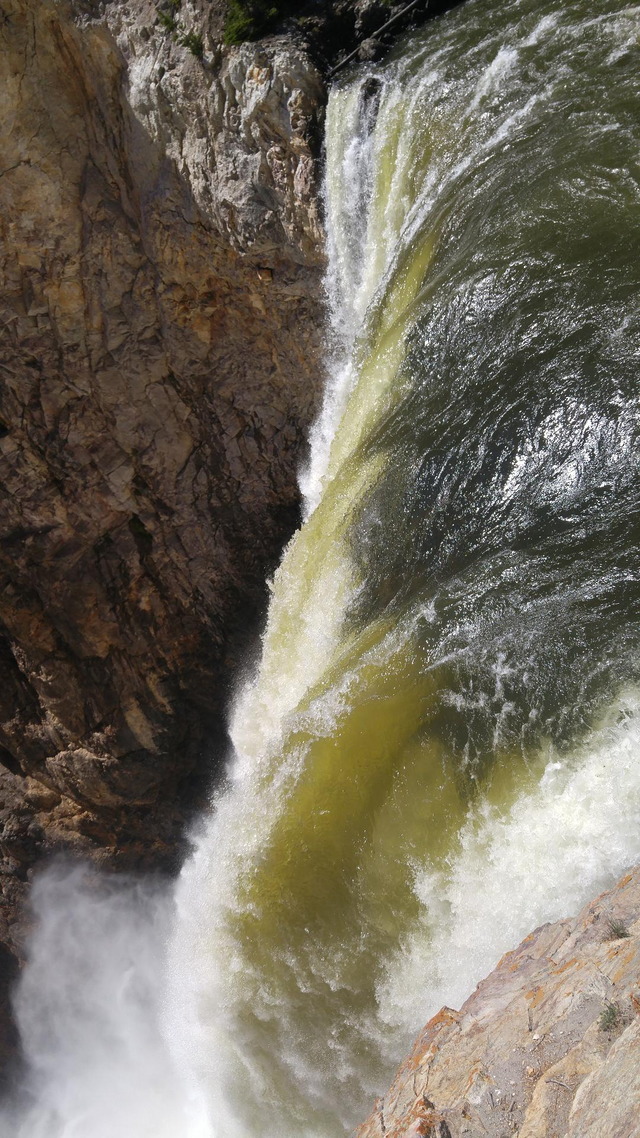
0,0,325,958
355,867,640,1138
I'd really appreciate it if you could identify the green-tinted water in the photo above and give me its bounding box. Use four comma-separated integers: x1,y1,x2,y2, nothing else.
169,1,640,1134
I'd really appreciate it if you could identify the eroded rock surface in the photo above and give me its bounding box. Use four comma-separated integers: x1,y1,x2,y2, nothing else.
355,867,640,1138
0,0,325,954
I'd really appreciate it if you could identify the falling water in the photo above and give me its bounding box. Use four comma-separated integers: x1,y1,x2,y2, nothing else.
4,0,640,1133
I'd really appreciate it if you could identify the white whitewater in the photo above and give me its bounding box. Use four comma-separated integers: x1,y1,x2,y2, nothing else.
3,0,640,1134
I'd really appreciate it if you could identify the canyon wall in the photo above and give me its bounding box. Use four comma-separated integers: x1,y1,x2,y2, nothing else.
0,0,326,988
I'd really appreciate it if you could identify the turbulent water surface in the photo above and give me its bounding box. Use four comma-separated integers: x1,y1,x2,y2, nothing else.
4,0,640,1134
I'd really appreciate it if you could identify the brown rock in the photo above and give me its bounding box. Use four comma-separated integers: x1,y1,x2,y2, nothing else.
0,0,326,964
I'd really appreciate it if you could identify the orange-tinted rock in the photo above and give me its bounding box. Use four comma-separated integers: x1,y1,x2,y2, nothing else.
355,867,640,1138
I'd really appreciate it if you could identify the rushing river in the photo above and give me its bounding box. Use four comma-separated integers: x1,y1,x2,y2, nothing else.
4,0,640,1134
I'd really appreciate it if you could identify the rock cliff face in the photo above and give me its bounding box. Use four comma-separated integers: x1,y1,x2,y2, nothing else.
354,866,640,1138
0,0,326,966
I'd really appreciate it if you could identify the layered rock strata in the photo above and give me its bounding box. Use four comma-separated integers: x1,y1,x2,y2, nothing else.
355,867,640,1138
0,0,325,965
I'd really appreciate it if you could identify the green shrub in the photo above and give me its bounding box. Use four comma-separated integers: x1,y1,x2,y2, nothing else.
157,9,177,31
157,0,181,32
224,0,287,44
599,1001,621,1032
179,29,205,57
605,918,631,940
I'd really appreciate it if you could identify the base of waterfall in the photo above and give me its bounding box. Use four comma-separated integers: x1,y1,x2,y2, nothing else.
355,865,640,1138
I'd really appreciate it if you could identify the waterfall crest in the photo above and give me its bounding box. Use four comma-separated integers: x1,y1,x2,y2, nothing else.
4,0,640,1134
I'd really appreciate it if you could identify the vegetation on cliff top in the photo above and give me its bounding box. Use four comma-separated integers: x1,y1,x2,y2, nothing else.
224,0,297,43
156,0,451,65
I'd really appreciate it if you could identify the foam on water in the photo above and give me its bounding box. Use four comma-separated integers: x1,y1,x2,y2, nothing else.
0,869,194,1138
4,690,640,1138
379,691,640,1031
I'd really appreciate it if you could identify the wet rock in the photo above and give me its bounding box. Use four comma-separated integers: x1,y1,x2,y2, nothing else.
357,37,385,62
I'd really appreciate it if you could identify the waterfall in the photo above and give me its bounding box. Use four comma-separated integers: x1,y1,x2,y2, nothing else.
4,0,640,1134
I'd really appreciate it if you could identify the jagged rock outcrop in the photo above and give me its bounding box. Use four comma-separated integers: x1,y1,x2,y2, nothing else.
0,0,326,961
355,867,640,1138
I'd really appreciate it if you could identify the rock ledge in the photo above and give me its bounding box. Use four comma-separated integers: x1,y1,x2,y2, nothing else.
355,867,640,1138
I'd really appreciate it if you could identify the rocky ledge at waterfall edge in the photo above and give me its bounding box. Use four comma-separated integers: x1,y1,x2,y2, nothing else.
355,866,640,1138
